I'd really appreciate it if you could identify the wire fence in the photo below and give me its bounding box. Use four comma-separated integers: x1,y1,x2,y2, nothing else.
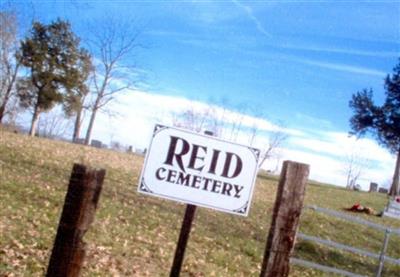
292,205,400,277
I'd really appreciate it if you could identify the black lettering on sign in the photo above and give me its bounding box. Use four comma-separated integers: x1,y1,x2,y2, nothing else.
166,169,177,183
211,180,222,193
156,167,166,180
191,175,202,189
221,152,243,178
154,167,245,199
208,149,220,175
188,144,207,172
164,136,190,172
176,171,190,186
202,177,212,191
233,185,244,198
221,182,233,196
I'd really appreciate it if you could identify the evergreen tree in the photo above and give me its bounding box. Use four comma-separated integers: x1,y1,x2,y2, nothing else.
349,59,400,196
18,19,90,137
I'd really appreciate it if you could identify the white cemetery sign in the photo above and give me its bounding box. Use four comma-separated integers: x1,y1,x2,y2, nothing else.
138,125,260,216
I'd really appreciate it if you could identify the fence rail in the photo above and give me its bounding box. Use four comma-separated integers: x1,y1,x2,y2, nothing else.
290,258,368,277
292,205,400,277
297,233,400,265
304,205,400,235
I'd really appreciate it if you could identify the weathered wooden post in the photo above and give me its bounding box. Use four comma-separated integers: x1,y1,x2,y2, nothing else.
260,160,310,277
46,163,106,277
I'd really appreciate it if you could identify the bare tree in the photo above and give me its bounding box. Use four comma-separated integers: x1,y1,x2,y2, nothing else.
0,11,21,123
2,95,21,126
248,122,258,146
257,129,288,169
172,103,288,168
212,103,248,142
172,104,219,134
246,114,289,170
342,148,371,190
227,112,245,141
83,17,142,145
37,108,74,139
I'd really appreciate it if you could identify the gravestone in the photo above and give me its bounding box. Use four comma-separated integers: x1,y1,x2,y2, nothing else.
383,197,400,219
369,182,378,192
74,138,85,145
378,187,388,194
90,139,102,148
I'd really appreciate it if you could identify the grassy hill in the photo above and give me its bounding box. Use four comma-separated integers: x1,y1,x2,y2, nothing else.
1,129,399,276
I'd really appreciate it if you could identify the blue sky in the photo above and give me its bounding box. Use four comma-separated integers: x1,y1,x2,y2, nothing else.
9,0,400,188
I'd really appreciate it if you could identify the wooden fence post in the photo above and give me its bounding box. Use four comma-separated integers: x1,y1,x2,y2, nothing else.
260,160,310,277
46,163,106,277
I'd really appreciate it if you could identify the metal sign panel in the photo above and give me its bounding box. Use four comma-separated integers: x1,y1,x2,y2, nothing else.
138,125,260,216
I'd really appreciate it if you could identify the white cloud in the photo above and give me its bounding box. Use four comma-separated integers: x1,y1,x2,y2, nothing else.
281,148,345,184
92,89,299,144
324,131,393,161
295,113,333,129
290,132,393,162
278,147,394,190
285,130,395,189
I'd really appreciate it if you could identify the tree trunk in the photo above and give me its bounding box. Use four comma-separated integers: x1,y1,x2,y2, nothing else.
346,173,352,189
72,107,83,143
84,107,98,145
0,96,9,123
29,105,41,137
389,149,400,196
0,64,19,124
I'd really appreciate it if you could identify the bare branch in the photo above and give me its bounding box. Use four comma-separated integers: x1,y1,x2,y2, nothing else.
83,15,143,144
341,148,371,189
258,128,288,169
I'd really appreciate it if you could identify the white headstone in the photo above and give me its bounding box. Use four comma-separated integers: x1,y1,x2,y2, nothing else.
383,197,400,219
